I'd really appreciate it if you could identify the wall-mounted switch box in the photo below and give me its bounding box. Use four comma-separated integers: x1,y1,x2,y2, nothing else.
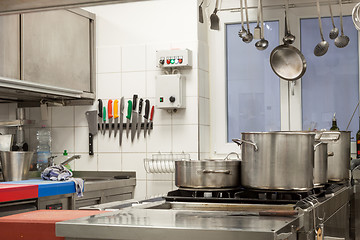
155,74,186,109
156,49,192,68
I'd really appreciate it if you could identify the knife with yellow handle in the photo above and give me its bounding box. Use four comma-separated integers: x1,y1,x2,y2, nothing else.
114,99,119,137
119,97,125,146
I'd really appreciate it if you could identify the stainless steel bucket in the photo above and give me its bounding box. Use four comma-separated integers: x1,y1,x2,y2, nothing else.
175,159,241,189
317,131,350,181
0,151,34,181
314,141,328,186
233,131,315,191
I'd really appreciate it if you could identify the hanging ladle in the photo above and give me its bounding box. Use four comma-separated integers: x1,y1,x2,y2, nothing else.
335,0,350,48
328,0,339,39
238,0,247,38
199,0,204,24
242,0,253,43
255,0,268,50
283,0,295,45
210,0,220,30
314,0,329,56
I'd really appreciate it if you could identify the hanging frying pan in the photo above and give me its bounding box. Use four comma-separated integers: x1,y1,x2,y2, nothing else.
270,0,306,81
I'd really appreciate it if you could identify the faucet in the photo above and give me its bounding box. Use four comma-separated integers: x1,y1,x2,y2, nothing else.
61,155,81,166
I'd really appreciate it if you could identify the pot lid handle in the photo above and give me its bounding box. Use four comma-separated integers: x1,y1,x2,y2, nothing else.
224,152,240,161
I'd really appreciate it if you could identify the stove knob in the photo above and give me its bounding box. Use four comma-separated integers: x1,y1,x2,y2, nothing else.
169,96,175,103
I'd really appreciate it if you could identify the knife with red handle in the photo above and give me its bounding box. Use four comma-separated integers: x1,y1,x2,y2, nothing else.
148,106,154,135
108,99,113,137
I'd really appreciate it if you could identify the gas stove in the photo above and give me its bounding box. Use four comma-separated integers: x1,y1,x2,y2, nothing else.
165,183,345,206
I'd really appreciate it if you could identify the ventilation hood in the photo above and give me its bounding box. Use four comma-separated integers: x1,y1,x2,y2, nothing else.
0,76,94,105
0,0,149,15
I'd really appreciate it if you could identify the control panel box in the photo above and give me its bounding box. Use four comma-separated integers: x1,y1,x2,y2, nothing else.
156,49,192,68
155,74,186,109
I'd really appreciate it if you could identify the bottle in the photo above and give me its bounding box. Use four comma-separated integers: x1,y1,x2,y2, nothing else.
357,117,360,158
36,125,52,171
330,113,339,131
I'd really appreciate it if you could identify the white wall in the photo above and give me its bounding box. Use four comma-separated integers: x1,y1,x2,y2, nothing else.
0,0,212,200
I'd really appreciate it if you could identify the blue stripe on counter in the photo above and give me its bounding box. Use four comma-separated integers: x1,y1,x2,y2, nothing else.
0,179,76,197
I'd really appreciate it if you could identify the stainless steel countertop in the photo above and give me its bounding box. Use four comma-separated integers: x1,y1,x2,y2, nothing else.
56,207,300,240
56,185,352,240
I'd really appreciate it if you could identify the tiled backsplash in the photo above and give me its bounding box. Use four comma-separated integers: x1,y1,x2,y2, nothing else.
0,0,210,200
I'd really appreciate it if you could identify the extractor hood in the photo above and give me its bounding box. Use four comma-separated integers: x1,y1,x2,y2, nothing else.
0,0,149,15
0,76,94,105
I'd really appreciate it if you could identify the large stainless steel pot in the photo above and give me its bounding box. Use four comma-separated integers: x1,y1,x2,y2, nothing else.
317,131,350,181
233,131,315,191
175,156,241,189
314,141,328,186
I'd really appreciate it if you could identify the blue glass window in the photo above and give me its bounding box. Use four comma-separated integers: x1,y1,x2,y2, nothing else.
226,21,281,142
301,16,359,139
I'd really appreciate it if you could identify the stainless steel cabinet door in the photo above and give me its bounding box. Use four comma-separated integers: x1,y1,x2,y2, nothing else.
0,15,20,79
22,10,91,92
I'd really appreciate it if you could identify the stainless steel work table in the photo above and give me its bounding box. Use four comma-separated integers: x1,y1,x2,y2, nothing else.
56,185,352,240
56,207,300,240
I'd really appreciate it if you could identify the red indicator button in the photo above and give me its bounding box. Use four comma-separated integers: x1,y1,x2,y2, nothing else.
179,59,183,64
166,59,171,64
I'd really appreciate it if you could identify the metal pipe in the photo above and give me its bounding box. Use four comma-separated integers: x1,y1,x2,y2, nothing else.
220,0,353,12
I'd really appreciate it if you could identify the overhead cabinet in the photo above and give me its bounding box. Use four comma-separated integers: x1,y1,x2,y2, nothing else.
0,9,95,105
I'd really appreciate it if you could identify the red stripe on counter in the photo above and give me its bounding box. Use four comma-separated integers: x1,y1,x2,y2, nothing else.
0,184,38,202
0,210,108,240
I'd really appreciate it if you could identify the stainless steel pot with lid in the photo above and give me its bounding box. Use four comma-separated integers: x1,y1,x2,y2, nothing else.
316,131,350,181
175,153,241,189
233,131,315,191
314,141,328,187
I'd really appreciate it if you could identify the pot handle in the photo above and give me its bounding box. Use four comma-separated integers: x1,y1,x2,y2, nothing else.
199,169,231,174
313,141,325,150
224,152,240,161
232,139,259,152
328,152,334,157
319,132,341,142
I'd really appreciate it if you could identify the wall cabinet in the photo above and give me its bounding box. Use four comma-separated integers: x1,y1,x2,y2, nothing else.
0,9,95,105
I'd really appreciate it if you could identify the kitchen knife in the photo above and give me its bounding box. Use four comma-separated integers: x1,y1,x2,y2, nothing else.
148,105,155,135
119,97,125,146
136,98,143,139
97,99,103,134
85,110,98,155
114,99,119,137
143,99,150,138
131,95,138,142
126,100,132,138
108,99,113,137
102,107,106,135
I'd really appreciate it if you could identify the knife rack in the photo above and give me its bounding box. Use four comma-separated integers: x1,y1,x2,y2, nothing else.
97,123,153,130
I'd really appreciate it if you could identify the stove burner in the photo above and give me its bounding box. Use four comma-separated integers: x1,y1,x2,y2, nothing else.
165,183,346,205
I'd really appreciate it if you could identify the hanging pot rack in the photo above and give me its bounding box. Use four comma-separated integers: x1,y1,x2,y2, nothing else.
214,0,354,13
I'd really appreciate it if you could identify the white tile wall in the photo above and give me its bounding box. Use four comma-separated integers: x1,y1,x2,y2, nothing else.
13,0,211,200
97,46,121,73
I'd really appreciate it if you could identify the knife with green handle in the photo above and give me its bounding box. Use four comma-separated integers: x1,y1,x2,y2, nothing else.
119,97,125,146
102,107,106,135
143,99,150,138
126,100,132,138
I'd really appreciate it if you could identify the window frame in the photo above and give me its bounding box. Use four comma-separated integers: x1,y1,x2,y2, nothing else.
209,2,360,157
